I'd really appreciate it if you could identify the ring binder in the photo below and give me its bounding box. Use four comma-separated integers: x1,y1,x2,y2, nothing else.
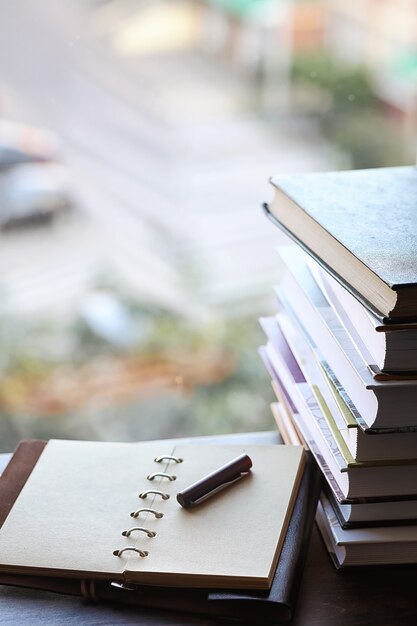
130,508,163,519
113,547,149,558
122,527,156,538
116,453,176,560
154,455,183,463
0,439,307,594
139,490,170,500
147,472,176,481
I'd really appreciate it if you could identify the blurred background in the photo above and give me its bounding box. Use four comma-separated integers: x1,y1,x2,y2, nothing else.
0,0,416,450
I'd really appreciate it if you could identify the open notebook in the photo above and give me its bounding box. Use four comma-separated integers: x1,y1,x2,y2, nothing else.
0,439,305,590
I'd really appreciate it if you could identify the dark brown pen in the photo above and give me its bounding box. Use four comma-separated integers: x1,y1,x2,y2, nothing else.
176,453,253,509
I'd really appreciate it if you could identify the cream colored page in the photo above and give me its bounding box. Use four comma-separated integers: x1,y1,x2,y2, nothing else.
0,439,175,577
124,444,304,588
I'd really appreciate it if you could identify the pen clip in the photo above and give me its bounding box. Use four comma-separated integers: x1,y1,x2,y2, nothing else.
189,470,250,506
111,581,139,593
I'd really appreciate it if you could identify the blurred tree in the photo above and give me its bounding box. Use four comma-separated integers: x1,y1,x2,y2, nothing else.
290,53,408,168
0,291,274,450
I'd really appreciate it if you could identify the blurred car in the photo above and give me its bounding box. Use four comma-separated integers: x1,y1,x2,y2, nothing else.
0,119,73,228
0,119,60,170
0,161,72,228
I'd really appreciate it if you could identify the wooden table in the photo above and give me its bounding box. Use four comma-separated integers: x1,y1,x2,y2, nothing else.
1,431,416,626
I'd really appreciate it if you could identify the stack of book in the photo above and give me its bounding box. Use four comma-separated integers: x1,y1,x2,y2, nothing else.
259,165,417,568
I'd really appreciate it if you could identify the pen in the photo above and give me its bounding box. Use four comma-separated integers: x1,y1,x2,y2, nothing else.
176,453,253,509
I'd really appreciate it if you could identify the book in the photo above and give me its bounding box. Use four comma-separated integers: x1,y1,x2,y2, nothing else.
326,487,417,530
0,437,321,624
270,401,305,449
259,317,417,502
264,165,417,322
276,245,417,430
316,492,417,568
0,438,305,591
265,310,417,462
313,262,417,374
269,377,360,506
270,399,417,528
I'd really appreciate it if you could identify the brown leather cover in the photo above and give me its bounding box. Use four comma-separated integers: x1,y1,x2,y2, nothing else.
0,440,47,527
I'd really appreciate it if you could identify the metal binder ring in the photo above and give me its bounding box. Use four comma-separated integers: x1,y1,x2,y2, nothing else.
130,508,163,519
154,455,183,464
139,489,170,500
147,472,176,481
122,527,156,538
113,547,149,558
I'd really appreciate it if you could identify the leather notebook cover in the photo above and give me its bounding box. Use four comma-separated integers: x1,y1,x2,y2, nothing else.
0,439,322,623
0,439,47,527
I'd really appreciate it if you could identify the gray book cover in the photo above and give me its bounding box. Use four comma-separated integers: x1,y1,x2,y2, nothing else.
266,165,417,321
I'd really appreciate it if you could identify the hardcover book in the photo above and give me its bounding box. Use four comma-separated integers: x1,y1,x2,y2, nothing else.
263,312,417,463
259,317,417,502
271,399,417,528
264,165,417,322
312,262,417,373
325,487,417,530
316,492,417,568
276,245,417,431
